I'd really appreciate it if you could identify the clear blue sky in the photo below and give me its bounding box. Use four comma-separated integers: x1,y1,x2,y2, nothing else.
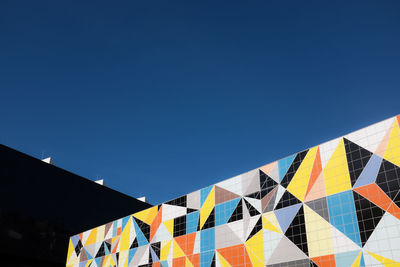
1,0,399,204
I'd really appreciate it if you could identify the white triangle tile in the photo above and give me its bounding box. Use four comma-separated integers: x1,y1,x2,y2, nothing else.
331,225,360,254
244,197,262,214
364,212,400,262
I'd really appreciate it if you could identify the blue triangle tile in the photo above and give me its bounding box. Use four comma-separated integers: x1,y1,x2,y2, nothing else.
150,247,159,262
335,250,360,267
274,203,302,233
201,186,214,207
133,219,149,246
353,154,383,188
278,155,296,182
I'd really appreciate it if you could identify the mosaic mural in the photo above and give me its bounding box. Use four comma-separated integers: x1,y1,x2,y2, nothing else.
66,115,400,267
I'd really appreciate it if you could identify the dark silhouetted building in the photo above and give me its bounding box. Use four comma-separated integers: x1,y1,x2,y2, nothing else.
0,144,151,267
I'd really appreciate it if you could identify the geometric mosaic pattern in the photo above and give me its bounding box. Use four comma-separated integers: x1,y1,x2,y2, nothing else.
66,115,400,267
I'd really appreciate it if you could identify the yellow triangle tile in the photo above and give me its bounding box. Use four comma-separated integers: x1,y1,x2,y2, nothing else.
160,240,172,261
85,228,97,246
246,246,264,267
133,206,158,225
200,187,215,229
145,206,159,225
262,211,282,233
173,239,185,258
85,259,93,267
186,256,194,267
351,252,362,267
303,205,334,257
287,146,318,201
217,251,232,267
366,251,400,267
384,118,400,167
132,208,149,222
66,239,75,264
323,139,352,196
163,219,174,236
120,217,131,251
109,254,116,266
245,230,264,266
262,215,281,233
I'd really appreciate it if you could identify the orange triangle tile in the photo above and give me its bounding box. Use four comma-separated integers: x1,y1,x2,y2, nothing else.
150,206,163,241
304,171,326,202
172,256,186,267
174,232,196,256
152,262,160,267
312,254,336,267
112,238,119,254
305,147,322,197
217,244,252,267
354,183,400,219
354,184,392,210
387,202,400,220
187,254,201,267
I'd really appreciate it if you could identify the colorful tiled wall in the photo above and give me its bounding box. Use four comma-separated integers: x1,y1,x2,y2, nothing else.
66,115,400,267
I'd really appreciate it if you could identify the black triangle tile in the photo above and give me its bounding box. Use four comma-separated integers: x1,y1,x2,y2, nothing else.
173,215,186,237
187,208,198,213
376,158,400,201
228,199,243,223
202,208,215,230
95,242,105,258
260,170,278,198
148,246,153,264
165,195,187,207
343,138,373,187
353,191,385,246
275,190,301,210
133,217,151,242
284,205,308,256
245,191,261,200
130,237,138,249
104,240,111,254
394,191,400,208
151,242,161,258
75,239,83,256
244,198,260,216
281,150,309,188
211,253,216,267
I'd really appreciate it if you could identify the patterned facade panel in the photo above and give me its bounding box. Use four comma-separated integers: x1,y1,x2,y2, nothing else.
66,115,400,267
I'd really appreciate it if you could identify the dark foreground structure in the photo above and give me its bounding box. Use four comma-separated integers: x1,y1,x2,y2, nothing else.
0,145,151,267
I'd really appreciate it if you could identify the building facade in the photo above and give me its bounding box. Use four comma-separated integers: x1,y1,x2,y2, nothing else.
66,115,400,267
